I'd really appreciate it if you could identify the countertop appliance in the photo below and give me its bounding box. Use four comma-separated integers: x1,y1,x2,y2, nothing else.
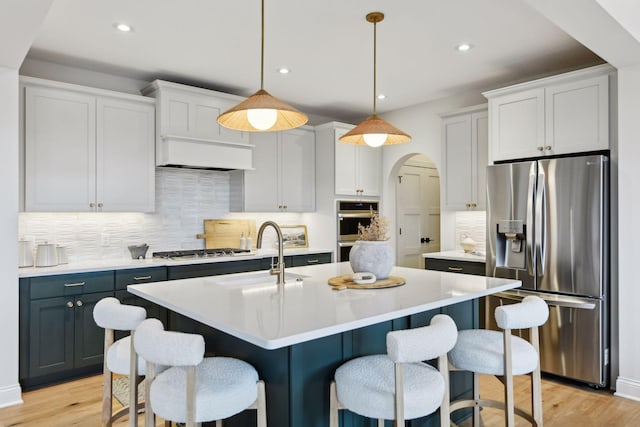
486,153,609,387
336,200,378,262
153,248,251,260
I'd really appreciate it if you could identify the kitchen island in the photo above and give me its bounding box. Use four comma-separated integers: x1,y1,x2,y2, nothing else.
129,262,520,427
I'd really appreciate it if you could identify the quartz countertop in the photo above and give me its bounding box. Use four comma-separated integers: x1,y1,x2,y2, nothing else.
422,250,486,263
18,248,333,278
128,262,520,350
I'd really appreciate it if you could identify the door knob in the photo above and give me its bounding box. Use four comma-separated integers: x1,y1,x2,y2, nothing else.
421,237,432,243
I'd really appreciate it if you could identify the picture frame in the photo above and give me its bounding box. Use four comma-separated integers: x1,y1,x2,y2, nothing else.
280,225,309,248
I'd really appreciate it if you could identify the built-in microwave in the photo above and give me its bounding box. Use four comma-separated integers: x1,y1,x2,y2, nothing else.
337,200,378,262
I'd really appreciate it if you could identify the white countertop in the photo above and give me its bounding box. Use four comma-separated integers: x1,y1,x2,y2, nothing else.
422,250,486,263
128,262,520,350
18,248,332,278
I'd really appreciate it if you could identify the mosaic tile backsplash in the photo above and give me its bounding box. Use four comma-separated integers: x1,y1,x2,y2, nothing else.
19,168,303,263
454,210,487,254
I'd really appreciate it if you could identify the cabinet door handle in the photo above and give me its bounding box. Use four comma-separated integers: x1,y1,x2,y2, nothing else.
466,203,471,208
97,203,103,208
89,203,95,208
64,282,85,287
544,146,552,150
471,203,477,208
537,146,544,151
133,275,152,281
306,259,320,264
448,267,464,272
66,301,74,308
76,300,83,307
283,205,288,209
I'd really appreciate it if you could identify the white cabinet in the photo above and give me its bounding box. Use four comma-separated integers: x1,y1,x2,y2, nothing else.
22,78,155,212
334,127,382,197
441,106,488,211
485,65,612,162
142,80,253,169
230,127,315,212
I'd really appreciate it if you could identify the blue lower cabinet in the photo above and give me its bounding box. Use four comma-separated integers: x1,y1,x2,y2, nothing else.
173,301,476,427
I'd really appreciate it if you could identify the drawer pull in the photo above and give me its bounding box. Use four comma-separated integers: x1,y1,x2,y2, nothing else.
64,282,85,287
306,259,320,264
447,267,464,272
133,276,152,281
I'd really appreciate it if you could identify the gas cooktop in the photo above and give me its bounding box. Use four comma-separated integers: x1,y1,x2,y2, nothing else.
152,248,251,259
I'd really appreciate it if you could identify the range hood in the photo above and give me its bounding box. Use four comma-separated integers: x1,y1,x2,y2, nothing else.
142,79,255,171
157,134,254,171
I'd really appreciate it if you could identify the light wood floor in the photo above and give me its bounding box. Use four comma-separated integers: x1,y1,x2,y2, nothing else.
1,374,640,426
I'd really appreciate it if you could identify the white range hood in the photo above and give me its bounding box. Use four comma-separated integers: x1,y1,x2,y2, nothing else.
157,134,254,171
143,79,255,171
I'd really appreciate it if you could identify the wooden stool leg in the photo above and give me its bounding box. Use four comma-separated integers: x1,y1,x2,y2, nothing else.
503,330,515,427
256,380,266,427
102,329,114,427
531,327,543,426
377,419,385,427
330,381,339,427
129,330,139,427
215,420,223,427
144,363,156,427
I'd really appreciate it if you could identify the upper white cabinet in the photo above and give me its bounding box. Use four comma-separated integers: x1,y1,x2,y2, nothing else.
484,65,613,162
142,80,253,170
229,126,315,212
334,126,382,197
441,106,488,211
22,77,155,212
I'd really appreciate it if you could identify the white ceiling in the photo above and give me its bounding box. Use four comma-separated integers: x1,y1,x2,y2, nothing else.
27,0,603,123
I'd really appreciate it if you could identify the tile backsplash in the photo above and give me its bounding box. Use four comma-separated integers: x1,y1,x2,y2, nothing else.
454,210,486,253
19,168,304,263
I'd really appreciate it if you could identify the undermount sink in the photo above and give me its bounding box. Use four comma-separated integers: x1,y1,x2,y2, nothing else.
212,270,308,287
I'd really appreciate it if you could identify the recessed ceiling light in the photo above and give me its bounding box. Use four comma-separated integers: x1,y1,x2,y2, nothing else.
277,67,291,74
377,94,387,100
114,23,133,32
456,43,472,52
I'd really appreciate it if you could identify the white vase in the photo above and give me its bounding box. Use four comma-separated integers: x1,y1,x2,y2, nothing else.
349,240,394,280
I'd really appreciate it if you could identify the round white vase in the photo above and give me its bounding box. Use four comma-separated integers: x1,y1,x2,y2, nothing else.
349,240,394,280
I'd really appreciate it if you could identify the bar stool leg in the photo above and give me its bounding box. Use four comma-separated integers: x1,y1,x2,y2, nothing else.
329,381,339,427
472,372,480,427
102,329,114,427
531,327,543,426
503,329,515,427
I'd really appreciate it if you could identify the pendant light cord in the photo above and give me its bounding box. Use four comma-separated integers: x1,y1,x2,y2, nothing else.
372,19,377,115
260,0,265,90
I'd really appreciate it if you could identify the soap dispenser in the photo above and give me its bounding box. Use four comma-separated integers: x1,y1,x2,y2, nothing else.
246,232,252,250
240,232,246,250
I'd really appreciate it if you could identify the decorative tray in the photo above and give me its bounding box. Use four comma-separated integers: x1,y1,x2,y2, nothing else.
327,275,406,290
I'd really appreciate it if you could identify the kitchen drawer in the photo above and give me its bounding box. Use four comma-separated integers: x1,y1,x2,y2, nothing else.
290,253,332,267
424,258,486,276
115,267,167,290
30,271,114,299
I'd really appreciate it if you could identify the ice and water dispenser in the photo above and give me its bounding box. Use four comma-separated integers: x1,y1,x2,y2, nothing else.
495,220,527,269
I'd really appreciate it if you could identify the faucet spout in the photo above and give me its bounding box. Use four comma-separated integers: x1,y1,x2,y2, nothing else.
256,221,286,285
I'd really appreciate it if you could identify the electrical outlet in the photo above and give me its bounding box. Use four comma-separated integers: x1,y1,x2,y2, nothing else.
101,232,110,246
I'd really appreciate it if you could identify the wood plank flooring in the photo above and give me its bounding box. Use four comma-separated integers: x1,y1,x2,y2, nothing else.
1,373,640,426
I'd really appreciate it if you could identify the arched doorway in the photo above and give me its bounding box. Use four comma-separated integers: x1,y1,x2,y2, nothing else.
395,154,440,268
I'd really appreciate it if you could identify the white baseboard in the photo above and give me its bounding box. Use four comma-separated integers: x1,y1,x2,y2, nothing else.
0,383,23,409
615,376,640,402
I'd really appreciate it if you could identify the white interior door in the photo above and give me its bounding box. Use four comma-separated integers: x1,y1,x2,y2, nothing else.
396,158,440,268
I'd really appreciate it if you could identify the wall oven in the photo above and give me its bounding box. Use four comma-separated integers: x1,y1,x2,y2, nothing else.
337,200,379,262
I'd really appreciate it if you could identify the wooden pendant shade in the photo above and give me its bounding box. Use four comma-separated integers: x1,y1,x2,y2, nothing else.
217,89,308,132
339,114,411,145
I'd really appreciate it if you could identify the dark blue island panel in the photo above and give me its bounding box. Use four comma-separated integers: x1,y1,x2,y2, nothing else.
171,298,478,427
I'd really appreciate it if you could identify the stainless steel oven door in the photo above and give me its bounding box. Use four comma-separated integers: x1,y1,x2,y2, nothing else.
338,241,354,262
337,212,373,241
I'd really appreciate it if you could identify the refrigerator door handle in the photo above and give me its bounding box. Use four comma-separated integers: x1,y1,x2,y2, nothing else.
526,163,536,276
493,291,597,310
535,165,547,277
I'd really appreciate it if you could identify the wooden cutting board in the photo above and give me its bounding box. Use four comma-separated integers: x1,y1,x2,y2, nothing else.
327,275,406,290
196,219,257,249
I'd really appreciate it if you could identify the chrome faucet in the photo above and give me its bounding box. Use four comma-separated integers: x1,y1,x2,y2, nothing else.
256,221,286,285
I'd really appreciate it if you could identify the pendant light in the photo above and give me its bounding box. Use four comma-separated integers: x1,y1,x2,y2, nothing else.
217,0,308,132
339,12,411,147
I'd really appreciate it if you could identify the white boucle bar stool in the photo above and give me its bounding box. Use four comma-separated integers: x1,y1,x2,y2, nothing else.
134,318,267,427
330,314,458,427
93,297,147,427
448,295,549,427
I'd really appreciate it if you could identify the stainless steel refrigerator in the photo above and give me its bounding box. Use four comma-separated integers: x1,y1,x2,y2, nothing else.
486,154,609,387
